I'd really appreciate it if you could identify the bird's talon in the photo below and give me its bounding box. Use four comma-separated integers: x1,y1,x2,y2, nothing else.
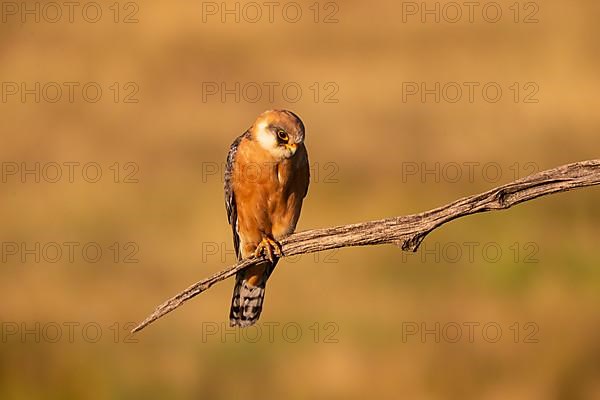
254,237,282,262
271,240,283,257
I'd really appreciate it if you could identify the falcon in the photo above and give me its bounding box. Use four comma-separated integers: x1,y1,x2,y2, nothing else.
224,110,310,327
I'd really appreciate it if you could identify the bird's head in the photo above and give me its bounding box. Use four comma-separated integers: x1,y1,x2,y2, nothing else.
251,109,305,160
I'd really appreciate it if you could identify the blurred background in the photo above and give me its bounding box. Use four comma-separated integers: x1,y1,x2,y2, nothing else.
1,0,599,398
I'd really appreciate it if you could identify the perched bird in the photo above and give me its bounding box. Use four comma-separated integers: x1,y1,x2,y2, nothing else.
224,110,310,327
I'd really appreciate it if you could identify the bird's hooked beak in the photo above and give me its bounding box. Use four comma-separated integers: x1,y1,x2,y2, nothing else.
284,143,297,154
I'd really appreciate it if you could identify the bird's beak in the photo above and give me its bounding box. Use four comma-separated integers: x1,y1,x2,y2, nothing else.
285,143,297,154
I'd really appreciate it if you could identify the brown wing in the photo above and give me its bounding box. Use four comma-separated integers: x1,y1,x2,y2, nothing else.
296,143,310,200
224,131,249,261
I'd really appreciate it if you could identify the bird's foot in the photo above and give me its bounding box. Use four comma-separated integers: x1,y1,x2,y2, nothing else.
254,236,283,263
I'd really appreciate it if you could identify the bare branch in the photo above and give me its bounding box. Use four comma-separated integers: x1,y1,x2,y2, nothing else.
132,159,600,333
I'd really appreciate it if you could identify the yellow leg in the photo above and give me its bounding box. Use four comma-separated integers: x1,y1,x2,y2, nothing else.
254,236,283,263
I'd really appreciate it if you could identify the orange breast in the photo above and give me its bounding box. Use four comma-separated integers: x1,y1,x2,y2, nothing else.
232,138,309,250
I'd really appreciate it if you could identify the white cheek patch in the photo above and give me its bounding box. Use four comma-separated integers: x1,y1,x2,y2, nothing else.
256,121,276,150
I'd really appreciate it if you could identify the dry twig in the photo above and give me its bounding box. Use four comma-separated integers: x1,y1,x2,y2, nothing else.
132,159,600,333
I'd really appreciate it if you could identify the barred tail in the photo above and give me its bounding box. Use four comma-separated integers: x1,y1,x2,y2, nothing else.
229,260,276,327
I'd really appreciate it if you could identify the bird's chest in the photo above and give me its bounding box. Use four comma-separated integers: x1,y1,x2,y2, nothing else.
233,158,298,237
242,161,293,208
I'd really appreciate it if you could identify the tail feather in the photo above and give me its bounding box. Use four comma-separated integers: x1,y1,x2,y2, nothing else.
229,260,277,327
229,279,266,327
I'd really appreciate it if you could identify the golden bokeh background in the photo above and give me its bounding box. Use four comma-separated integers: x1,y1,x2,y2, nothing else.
1,0,599,398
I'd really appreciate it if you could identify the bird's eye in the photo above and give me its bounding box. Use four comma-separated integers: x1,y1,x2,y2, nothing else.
276,130,288,141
